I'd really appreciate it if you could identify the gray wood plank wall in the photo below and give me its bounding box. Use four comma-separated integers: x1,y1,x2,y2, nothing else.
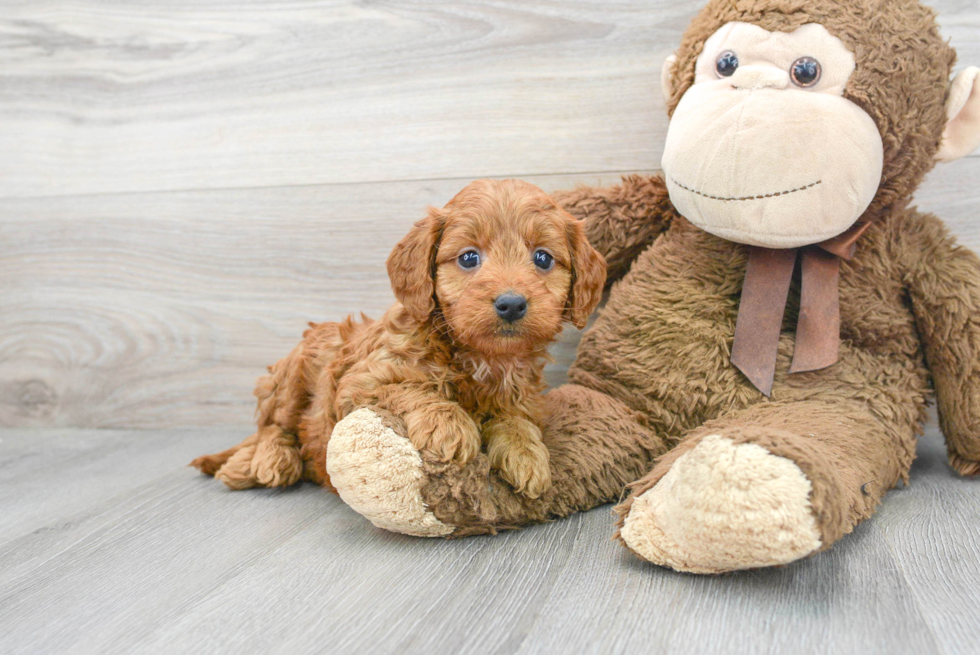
1,0,978,429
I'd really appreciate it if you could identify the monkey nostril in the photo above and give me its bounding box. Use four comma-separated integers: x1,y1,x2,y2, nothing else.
494,293,528,323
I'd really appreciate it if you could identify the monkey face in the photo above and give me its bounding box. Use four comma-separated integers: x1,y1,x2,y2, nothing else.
661,23,884,248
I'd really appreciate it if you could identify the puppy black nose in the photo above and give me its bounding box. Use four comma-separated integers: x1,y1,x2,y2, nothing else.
494,293,527,323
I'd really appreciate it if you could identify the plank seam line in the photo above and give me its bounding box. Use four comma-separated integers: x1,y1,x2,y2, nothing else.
0,170,662,203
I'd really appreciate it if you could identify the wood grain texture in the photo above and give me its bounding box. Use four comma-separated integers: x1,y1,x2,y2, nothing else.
873,419,980,651
0,425,978,654
0,0,975,199
0,426,250,587
1,0,978,429
0,0,682,198
0,426,244,540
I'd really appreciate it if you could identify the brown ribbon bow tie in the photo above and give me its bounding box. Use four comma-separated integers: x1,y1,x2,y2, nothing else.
730,221,870,396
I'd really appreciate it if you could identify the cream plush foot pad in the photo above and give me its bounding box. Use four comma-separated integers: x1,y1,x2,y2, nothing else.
620,434,822,573
326,407,454,537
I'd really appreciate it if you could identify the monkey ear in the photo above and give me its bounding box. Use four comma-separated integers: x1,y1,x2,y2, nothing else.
937,66,980,162
661,54,677,105
564,218,608,329
386,208,444,323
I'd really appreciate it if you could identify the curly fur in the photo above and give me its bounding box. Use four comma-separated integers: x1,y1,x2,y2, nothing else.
191,179,606,499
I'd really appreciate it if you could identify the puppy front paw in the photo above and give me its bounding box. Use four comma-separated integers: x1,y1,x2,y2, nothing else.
405,403,482,464
489,437,551,498
485,421,552,499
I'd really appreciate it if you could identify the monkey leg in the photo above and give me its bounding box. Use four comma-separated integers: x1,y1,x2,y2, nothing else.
325,384,669,537
616,399,915,573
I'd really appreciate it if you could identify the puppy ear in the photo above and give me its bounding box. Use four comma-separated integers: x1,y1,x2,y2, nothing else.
387,207,444,323
564,217,607,329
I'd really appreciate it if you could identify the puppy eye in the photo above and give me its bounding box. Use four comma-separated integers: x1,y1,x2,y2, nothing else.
458,250,481,270
790,57,821,87
715,50,738,77
533,249,554,271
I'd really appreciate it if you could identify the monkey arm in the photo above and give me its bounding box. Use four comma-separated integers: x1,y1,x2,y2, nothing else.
901,211,980,476
552,173,678,284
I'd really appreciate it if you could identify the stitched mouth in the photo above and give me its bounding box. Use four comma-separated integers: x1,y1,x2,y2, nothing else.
669,176,822,202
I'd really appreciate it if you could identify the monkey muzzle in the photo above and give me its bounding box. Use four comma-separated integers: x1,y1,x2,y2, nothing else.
662,81,884,249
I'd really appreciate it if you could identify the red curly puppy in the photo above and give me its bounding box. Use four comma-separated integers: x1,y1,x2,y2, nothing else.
191,179,606,498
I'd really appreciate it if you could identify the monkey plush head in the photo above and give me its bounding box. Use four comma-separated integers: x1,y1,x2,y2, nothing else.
659,0,980,249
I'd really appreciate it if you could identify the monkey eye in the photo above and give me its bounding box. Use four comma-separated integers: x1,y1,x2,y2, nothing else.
533,249,554,271
790,57,821,87
715,51,739,77
458,250,481,270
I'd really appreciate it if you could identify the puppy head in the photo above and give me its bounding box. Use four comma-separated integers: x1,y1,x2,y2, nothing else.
387,179,606,357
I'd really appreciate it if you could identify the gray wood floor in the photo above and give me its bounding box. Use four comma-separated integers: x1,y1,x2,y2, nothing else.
1,418,978,655
2,0,980,653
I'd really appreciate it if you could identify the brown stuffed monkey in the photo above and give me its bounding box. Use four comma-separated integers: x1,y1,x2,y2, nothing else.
278,0,980,573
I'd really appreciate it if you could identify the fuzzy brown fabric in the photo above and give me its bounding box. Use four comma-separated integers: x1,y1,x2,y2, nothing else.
403,1,980,566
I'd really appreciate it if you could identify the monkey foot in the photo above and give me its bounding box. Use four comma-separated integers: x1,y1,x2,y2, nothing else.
619,434,822,573
326,407,455,537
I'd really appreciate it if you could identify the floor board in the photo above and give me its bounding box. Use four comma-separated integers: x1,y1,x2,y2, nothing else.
1,423,978,655
0,426,247,585
873,429,980,653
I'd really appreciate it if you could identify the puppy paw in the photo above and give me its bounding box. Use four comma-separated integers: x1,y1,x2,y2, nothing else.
212,426,301,490
249,426,303,487
215,443,261,490
488,434,552,499
405,404,482,464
